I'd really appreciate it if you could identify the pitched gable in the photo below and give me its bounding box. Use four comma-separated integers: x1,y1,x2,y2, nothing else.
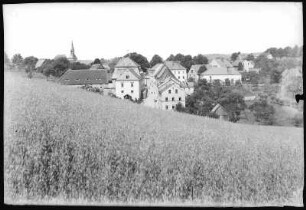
116,69,141,81
115,57,140,67
164,61,186,70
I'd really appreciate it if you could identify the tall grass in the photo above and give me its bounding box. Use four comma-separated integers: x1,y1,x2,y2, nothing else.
4,72,304,206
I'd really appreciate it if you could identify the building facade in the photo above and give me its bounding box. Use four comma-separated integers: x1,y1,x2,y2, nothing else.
164,61,187,83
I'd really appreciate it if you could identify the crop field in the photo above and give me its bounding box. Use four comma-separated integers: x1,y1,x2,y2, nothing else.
4,71,304,206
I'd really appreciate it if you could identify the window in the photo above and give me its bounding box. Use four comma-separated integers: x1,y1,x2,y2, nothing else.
126,75,130,79
172,97,174,101
131,90,134,93
165,97,168,101
165,105,168,110
121,83,124,87
121,90,124,93
172,106,175,109
175,89,178,94
178,71,180,74
178,76,180,79
76,79,80,81
179,97,181,101
131,82,134,87
168,90,171,94
65,79,70,81
183,76,185,79
191,70,193,73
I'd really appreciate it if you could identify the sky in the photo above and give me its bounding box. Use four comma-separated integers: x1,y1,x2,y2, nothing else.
3,2,303,61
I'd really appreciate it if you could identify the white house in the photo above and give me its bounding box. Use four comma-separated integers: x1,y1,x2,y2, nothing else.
112,57,143,100
200,66,242,84
241,60,255,72
143,63,186,110
164,61,187,83
115,69,142,100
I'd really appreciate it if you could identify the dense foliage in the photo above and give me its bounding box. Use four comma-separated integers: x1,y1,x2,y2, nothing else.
124,52,150,72
150,54,163,67
70,62,91,70
181,79,246,122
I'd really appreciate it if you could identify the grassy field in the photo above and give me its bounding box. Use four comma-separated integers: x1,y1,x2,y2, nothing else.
4,71,304,206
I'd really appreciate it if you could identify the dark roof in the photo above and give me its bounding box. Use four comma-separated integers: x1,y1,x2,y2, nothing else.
58,69,108,85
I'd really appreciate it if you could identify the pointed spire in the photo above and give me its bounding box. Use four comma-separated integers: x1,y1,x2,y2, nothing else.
71,41,74,53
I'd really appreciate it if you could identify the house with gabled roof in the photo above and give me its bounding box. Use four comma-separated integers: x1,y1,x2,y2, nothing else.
164,61,187,83
58,69,108,89
112,57,143,100
200,66,242,84
35,59,47,70
188,64,205,82
143,63,186,110
210,103,229,120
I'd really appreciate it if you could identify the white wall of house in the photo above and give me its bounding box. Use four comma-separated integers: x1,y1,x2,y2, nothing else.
188,71,199,82
201,74,242,83
115,80,141,100
159,83,186,110
242,60,255,72
171,69,187,83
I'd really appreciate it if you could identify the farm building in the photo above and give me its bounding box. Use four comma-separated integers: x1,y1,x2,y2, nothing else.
200,66,242,84
58,69,108,90
210,103,229,120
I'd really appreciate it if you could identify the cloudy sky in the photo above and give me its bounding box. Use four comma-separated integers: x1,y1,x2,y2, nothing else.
3,2,303,61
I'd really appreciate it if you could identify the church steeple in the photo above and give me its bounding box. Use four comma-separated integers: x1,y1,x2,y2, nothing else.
68,40,77,62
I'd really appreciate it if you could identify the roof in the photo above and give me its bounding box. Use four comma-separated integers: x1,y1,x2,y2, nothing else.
35,59,46,69
189,64,204,73
211,104,228,116
151,63,180,84
232,59,242,67
115,57,140,67
58,69,108,85
158,77,182,94
202,66,241,76
164,61,186,70
101,63,110,69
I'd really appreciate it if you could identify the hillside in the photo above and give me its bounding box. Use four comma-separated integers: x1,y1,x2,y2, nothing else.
4,71,304,206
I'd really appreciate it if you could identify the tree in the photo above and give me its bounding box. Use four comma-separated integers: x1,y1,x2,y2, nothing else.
238,62,244,71
181,54,194,70
150,54,163,67
52,57,70,77
241,71,260,85
12,53,23,67
70,62,90,70
249,98,274,125
246,54,255,61
225,78,231,86
193,54,208,65
218,91,246,122
265,47,278,58
231,52,241,61
108,57,121,73
23,56,38,73
175,102,185,112
124,52,150,72
92,58,101,65
167,54,175,61
197,65,207,78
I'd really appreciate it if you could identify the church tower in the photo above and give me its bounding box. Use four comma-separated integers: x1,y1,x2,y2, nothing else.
68,41,78,62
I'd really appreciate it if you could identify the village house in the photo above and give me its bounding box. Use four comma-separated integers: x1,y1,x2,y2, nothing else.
58,69,108,90
200,66,242,84
164,61,187,83
112,57,143,100
143,63,186,110
210,103,229,121
188,64,204,82
241,60,254,72
35,58,46,70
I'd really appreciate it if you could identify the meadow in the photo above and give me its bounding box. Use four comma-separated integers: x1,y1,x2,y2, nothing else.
4,71,304,206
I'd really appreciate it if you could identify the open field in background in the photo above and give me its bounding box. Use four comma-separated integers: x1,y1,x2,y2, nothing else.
4,71,304,206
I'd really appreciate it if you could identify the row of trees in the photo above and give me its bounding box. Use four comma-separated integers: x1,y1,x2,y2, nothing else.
265,45,303,58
